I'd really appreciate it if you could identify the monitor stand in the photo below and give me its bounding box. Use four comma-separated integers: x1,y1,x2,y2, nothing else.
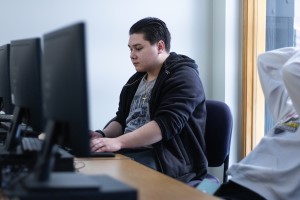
5,172,137,200
0,127,7,144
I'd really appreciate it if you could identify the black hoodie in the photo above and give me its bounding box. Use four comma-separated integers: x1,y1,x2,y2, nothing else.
113,52,207,183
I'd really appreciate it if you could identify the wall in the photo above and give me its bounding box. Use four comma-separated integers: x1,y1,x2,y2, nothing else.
0,0,212,128
0,0,243,176
208,0,242,181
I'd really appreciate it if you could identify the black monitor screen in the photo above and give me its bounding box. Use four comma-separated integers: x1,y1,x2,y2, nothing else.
41,22,90,157
0,44,14,114
5,38,44,150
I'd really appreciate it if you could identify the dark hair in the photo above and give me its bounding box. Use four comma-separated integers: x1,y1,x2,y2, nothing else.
129,17,171,52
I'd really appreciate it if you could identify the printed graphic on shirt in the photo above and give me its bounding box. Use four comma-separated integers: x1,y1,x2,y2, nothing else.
274,114,299,134
125,94,150,133
124,77,156,133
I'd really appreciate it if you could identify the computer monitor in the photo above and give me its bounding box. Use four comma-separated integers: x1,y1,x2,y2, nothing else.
41,22,90,157
0,44,14,115
4,38,44,151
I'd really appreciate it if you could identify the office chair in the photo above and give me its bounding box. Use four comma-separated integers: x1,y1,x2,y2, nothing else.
189,99,233,188
204,99,233,184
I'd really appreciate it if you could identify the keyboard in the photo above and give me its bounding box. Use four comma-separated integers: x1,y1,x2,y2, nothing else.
0,114,13,122
69,150,115,158
89,152,115,157
0,121,11,130
21,137,43,153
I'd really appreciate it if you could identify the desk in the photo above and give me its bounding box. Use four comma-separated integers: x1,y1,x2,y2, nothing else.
76,154,220,200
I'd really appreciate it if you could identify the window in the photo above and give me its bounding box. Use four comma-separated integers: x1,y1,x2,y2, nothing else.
265,0,300,134
242,0,299,157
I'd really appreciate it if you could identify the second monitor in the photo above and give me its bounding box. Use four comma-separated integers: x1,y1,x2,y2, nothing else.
4,38,44,151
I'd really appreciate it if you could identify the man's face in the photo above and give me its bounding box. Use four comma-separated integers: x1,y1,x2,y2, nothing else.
128,33,160,72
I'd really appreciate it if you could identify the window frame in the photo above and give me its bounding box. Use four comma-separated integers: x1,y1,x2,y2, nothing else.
242,0,266,156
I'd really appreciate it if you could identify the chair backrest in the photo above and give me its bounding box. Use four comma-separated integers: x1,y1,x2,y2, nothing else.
205,99,233,183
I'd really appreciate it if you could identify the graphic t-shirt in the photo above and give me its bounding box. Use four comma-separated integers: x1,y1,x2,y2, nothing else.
124,76,156,133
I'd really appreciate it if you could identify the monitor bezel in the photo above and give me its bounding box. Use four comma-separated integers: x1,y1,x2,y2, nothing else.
0,44,14,114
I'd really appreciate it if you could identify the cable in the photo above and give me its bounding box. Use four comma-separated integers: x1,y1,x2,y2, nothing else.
73,161,86,172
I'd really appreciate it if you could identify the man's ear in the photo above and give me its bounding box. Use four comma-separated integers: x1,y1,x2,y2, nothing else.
157,40,165,54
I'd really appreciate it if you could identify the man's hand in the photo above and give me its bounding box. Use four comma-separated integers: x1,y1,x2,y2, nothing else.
90,137,122,152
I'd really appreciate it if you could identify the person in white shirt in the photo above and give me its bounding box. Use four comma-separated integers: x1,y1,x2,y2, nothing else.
214,47,300,200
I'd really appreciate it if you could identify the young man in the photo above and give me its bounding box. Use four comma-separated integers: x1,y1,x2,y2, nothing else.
214,47,300,200
90,17,207,184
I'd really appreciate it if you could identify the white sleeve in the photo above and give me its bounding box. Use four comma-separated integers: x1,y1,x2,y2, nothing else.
282,50,300,117
257,47,298,122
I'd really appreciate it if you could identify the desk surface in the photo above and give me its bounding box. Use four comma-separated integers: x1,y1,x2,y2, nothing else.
76,154,220,200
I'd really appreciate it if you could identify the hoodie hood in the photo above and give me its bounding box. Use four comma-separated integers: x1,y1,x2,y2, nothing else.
163,52,199,74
